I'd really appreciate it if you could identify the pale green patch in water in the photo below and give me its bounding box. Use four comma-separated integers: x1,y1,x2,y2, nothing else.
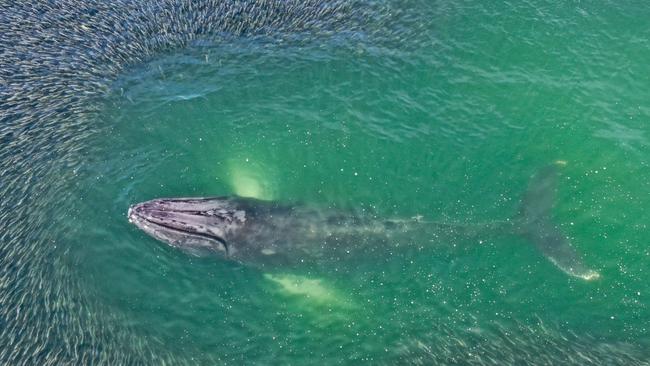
264,273,356,309
227,158,277,200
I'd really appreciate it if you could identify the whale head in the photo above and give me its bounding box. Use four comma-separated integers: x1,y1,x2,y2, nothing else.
128,197,248,257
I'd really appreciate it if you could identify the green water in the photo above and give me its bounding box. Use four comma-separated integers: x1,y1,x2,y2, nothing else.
3,1,650,364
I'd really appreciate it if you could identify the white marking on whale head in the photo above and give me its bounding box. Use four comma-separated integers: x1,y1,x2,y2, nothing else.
261,248,276,255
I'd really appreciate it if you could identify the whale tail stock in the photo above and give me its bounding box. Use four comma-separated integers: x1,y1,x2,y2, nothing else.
513,161,599,280
427,161,599,280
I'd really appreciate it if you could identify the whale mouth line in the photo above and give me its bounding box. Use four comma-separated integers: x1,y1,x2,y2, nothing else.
129,208,229,255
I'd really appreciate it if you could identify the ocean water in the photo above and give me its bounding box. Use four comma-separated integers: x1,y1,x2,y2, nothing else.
1,1,649,364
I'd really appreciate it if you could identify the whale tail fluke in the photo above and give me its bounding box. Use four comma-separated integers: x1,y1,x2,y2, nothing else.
516,161,600,280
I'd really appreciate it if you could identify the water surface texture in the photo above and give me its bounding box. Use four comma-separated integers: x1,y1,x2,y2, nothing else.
1,1,649,364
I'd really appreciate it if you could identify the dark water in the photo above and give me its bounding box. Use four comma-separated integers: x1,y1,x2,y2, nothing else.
1,1,649,364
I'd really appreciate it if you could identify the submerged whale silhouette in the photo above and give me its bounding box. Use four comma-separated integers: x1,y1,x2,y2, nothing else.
128,163,599,280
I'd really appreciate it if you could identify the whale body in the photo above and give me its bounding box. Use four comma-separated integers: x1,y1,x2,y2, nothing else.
128,164,599,280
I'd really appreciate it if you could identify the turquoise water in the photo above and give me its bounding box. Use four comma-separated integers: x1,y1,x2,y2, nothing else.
2,1,649,364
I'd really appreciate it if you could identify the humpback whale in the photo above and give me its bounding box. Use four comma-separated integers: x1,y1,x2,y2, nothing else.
128,163,599,280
